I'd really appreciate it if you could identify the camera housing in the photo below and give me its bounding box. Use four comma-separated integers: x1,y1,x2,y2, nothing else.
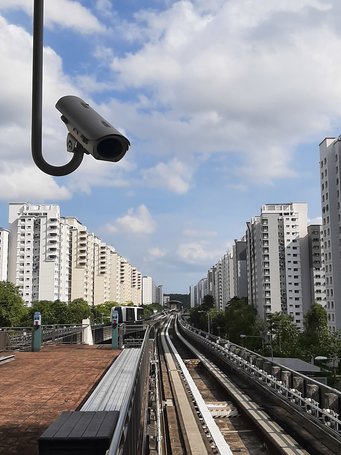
55,95,130,162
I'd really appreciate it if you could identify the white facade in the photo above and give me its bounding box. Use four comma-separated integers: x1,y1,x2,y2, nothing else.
0,228,9,281
319,137,341,331
8,203,69,306
7,203,145,307
246,203,310,330
213,252,235,310
233,238,248,299
142,276,153,305
142,276,162,305
307,225,326,308
189,278,207,307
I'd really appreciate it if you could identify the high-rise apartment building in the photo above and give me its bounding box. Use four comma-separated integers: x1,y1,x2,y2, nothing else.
142,276,163,305
189,278,207,307
246,203,311,330
0,228,9,281
8,203,70,305
319,137,341,331
7,203,146,307
233,238,247,299
307,225,326,308
220,252,234,309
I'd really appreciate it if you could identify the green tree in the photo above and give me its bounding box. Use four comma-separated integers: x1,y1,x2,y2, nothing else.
0,281,28,327
209,308,225,336
91,301,119,323
27,300,71,325
68,298,91,323
201,294,215,310
225,297,258,343
300,304,331,360
189,305,211,332
143,303,163,318
267,312,301,357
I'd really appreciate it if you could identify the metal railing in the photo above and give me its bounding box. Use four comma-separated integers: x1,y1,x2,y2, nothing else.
0,324,89,350
107,326,151,455
178,316,341,438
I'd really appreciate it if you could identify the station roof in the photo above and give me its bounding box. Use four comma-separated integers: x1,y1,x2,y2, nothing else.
268,357,322,374
0,345,119,454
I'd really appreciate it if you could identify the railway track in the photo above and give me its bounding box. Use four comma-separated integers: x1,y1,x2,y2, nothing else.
151,315,337,454
155,318,274,454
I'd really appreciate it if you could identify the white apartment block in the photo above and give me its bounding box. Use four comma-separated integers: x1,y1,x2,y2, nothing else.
319,137,341,331
142,276,163,305
117,258,141,305
7,203,144,307
8,203,70,306
214,252,235,310
0,228,9,281
142,276,153,305
189,278,207,307
307,225,326,308
233,238,248,299
246,203,311,330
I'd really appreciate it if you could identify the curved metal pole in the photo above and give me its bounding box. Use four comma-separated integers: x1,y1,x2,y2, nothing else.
31,0,83,176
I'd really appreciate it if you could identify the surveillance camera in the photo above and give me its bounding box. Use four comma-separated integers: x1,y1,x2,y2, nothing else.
55,95,130,162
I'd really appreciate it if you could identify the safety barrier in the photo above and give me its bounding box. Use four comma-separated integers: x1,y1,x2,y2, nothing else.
178,316,341,438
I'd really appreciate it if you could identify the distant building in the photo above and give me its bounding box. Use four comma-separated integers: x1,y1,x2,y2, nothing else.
307,224,326,308
0,228,9,281
142,276,162,305
319,137,341,331
233,238,247,299
8,203,69,305
7,203,145,307
246,203,311,330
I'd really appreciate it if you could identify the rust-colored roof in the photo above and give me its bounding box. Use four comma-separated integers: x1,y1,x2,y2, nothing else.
0,345,120,455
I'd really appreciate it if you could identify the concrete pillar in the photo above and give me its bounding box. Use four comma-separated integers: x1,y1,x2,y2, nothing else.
322,393,339,412
293,375,304,393
82,318,93,345
271,366,281,379
263,361,272,374
281,370,291,388
306,384,320,402
249,355,256,365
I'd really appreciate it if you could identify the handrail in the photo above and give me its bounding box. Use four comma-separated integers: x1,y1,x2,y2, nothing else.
178,316,341,437
107,326,151,454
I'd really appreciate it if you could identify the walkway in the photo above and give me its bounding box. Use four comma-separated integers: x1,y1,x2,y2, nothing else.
0,345,119,455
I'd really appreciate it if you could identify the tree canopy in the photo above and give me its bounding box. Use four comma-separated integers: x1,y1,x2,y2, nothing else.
0,281,28,327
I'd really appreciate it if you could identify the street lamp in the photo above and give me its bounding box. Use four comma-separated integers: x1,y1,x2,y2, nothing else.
198,311,211,334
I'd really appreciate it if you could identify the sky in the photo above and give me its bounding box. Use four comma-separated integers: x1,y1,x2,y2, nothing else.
0,0,341,294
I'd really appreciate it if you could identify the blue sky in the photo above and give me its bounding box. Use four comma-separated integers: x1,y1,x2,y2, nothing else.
0,0,341,293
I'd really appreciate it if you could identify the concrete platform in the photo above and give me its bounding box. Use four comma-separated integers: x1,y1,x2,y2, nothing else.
0,345,119,455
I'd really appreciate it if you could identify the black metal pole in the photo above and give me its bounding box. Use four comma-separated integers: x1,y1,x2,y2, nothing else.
31,0,83,176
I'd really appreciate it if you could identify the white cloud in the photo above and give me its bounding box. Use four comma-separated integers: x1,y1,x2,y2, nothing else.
308,216,322,225
104,205,156,235
148,247,167,258
183,228,217,238
109,0,341,181
0,162,71,200
0,0,104,34
177,241,222,265
96,0,115,18
67,155,137,194
142,158,193,193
